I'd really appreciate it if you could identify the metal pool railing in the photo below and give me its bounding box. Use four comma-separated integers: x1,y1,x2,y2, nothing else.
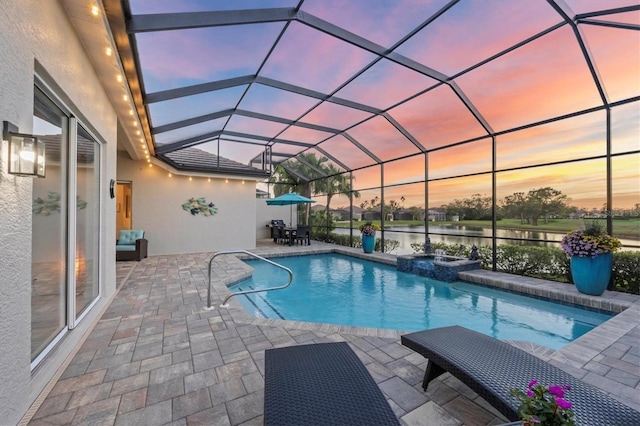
206,250,293,310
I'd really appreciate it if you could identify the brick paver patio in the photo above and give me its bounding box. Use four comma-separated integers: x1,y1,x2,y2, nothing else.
25,241,639,425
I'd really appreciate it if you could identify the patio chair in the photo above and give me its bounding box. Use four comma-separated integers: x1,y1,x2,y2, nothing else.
264,342,399,426
294,225,310,245
274,226,289,245
269,219,286,241
115,229,148,261
401,326,640,426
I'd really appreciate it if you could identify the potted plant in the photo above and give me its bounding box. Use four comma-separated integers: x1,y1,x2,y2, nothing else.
560,220,621,296
359,222,380,253
509,380,575,426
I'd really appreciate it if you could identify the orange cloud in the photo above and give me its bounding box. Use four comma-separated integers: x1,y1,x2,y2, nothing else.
389,84,489,148
348,115,422,161
455,27,604,131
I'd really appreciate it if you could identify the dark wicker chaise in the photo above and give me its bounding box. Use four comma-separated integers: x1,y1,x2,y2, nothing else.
264,342,400,426
401,326,640,426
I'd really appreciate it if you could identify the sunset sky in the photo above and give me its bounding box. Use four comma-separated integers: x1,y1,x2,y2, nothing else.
128,0,639,209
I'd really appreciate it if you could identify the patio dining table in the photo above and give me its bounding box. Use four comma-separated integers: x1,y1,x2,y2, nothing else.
282,227,296,246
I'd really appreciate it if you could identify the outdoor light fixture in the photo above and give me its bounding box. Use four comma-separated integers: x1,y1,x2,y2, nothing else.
3,121,45,177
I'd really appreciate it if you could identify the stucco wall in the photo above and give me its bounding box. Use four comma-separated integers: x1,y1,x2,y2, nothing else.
117,154,258,254
256,200,296,240
0,1,118,423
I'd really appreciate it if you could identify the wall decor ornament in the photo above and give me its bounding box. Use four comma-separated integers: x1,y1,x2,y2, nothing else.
182,197,218,217
33,192,87,215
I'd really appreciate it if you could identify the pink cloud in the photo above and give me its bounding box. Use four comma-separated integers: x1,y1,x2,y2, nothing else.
348,116,422,161
429,139,492,179
317,135,377,170
277,125,334,144
261,22,376,93
225,115,289,138
456,27,604,131
241,84,319,121
395,0,561,75
301,0,448,48
581,25,640,102
137,23,284,88
389,84,489,148
335,59,438,109
301,101,373,131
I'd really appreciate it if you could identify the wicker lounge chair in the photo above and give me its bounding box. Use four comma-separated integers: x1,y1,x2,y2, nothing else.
264,341,400,426
401,325,640,426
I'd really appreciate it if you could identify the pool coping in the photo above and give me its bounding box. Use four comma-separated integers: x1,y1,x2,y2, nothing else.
209,244,640,409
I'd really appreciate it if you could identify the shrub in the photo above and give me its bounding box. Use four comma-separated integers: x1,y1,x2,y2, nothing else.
410,241,637,294
612,251,640,294
495,245,568,280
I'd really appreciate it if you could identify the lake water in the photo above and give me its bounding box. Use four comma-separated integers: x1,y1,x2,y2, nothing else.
332,225,638,255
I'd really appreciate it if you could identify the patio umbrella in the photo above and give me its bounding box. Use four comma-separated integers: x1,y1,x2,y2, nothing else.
266,193,316,226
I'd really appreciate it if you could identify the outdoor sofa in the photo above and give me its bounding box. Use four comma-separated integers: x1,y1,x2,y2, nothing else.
115,229,148,261
263,341,400,425
401,325,640,426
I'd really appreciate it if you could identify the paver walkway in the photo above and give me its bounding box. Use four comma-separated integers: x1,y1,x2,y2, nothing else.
26,241,639,425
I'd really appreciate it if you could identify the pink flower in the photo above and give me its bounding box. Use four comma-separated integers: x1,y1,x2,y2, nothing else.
526,390,534,398
528,379,538,388
555,397,572,410
549,385,564,398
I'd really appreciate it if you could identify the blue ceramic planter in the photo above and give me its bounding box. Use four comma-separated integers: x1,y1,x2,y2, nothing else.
570,252,612,296
362,234,375,253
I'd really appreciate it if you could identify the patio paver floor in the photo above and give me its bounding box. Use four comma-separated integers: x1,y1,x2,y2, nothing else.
26,241,640,425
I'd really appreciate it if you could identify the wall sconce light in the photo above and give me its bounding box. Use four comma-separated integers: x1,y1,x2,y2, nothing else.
3,121,46,178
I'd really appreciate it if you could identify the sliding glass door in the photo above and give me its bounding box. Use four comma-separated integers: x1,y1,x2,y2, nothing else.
75,126,101,318
31,87,68,360
31,81,102,365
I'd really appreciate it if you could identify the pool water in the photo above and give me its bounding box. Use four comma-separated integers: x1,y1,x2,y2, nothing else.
229,254,613,349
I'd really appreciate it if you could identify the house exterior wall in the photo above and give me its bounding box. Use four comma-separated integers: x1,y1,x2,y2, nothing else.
117,154,257,254
256,200,294,240
0,1,118,423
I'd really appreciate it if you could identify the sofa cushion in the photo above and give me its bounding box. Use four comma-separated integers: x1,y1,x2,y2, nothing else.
118,230,144,245
115,245,136,252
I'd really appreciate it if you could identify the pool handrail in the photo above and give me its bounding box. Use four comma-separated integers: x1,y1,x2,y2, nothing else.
207,250,293,309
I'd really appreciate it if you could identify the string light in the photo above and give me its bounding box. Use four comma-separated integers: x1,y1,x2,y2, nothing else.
207,178,211,182
225,179,228,183
189,176,192,181
116,74,122,82
91,5,99,16
168,173,172,178
106,47,112,56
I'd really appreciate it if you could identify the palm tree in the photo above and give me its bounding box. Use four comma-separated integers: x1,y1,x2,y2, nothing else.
271,152,360,225
322,164,360,215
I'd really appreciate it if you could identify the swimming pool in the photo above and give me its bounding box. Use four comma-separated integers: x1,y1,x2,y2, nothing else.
229,253,613,349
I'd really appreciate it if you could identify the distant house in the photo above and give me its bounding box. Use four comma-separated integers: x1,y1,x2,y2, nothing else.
428,209,447,221
362,210,382,221
393,208,419,221
331,206,364,221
